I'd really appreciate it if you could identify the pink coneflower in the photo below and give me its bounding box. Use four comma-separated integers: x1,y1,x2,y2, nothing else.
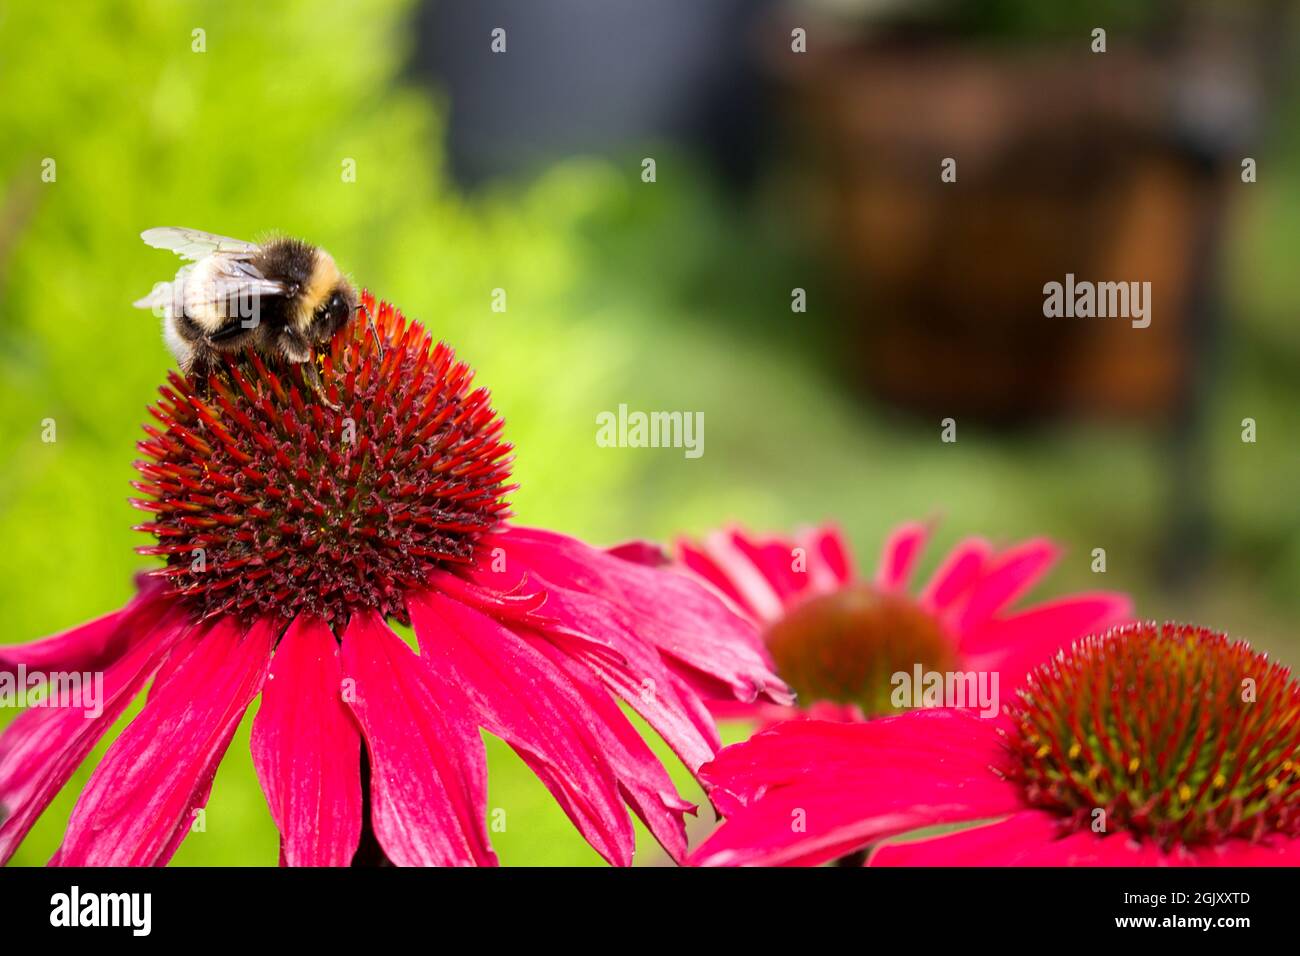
691,622,1300,866
637,522,1132,721
0,294,790,867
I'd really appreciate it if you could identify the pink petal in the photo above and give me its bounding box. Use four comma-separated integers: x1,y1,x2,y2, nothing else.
867,812,1155,865
693,530,787,622
691,711,1019,867
1191,837,1300,866
807,524,854,584
426,570,548,620
408,590,634,866
960,592,1135,687
146,627,205,702
487,526,791,707
875,521,929,591
873,812,1300,866
462,527,789,775
707,699,864,727
870,811,1058,865
0,581,171,677
56,616,276,866
727,531,809,607
340,609,497,867
251,614,362,867
501,571,723,773
706,698,789,722
794,525,853,594
1012,829,1300,866
529,635,696,862
919,538,991,612
606,540,671,568
0,601,188,864
678,540,759,619
953,538,1060,632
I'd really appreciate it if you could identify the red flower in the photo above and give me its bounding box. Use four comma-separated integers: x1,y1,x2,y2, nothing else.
691,623,1300,866
646,522,1132,721
0,295,789,867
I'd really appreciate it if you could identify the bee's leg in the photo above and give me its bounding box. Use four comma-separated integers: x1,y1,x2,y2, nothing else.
357,302,384,359
181,342,220,399
301,360,340,411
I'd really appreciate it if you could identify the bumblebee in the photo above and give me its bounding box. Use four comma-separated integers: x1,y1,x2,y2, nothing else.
133,227,379,390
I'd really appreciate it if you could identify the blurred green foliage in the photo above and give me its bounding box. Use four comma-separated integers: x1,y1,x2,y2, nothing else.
2,0,1298,866
0,0,649,866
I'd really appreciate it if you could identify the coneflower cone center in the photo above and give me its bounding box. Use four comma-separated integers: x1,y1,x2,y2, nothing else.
1006,623,1300,849
765,585,957,716
132,296,515,626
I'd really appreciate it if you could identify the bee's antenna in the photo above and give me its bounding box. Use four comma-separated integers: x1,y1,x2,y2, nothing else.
357,301,384,359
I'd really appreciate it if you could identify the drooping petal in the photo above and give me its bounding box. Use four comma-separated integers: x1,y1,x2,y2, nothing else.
807,524,853,584
0,599,189,864
870,811,1300,866
691,711,1020,867
426,570,548,621
693,531,789,622
870,811,1170,865
605,540,671,568
459,554,740,774
340,609,496,867
251,614,362,867
146,627,205,701
527,630,695,862
953,538,1060,632
677,540,760,620
960,592,1134,686
138,634,240,862
796,524,853,593
709,699,867,737
56,616,276,866
918,537,991,613
1190,837,1300,866
870,811,1070,865
727,531,811,607
542,582,720,769
875,522,929,592
408,589,634,866
0,580,171,678
0,608,122,677
550,626,722,774
485,526,791,707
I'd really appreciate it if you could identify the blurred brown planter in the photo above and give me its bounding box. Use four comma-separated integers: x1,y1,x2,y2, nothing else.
774,41,1229,423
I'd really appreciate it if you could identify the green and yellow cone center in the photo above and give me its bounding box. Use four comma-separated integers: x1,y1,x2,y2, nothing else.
1006,622,1300,849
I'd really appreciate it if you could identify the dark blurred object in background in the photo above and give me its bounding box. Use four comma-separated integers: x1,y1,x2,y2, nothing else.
411,0,1298,592
765,0,1294,424
413,0,778,189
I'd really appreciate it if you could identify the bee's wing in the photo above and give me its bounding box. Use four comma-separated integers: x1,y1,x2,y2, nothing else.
208,255,287,293
140,226,260,261
133,263,196,312
133,256,288,321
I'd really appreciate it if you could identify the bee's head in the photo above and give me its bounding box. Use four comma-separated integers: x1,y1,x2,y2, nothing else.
310,281,358,344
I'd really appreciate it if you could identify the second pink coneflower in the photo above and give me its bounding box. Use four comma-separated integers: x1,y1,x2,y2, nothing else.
624,522,1133,721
